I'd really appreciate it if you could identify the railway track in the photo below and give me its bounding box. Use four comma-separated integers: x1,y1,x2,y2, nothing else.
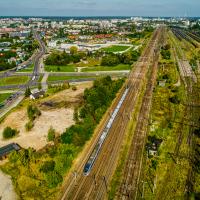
59,27,163,200
156,29,199,199
115,26,165,200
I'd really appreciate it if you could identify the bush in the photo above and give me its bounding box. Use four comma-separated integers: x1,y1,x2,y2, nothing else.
169,95,180,104
72,85,77,91
25,121,34,131
40,160,55,173
27,104,41,121
161,49,171,60
3,127,17,139
25,87,31,97
47,127,56,142
45,171,63,188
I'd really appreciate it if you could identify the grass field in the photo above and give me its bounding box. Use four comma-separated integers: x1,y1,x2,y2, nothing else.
102,45,131,53
0,76,29,86
48,76,95,82
0,93,12,103
45,64,77,72
81,64,131,72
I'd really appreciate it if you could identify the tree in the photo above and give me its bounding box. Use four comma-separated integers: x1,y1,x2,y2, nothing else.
40,160,55,173
27,104,41,121
101,54,120,66
38,83,42,90
25,121,34,131
3,127,17,139
47,127,56,142
70,46,78,55
25,87,31,97
45,171,63,188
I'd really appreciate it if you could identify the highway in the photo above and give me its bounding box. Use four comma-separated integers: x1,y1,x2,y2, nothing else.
0,31,46,118
59,27,164,200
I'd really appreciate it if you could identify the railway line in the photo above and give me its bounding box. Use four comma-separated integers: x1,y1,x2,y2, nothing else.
59,27,164,200
115,26,165,200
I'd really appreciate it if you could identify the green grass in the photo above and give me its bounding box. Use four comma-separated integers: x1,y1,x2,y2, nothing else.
102,45,131,53
0,76,29,86
19,64,34,72
45,64,77,72
0,93,12,103
82,64,131,72
48,76,95,82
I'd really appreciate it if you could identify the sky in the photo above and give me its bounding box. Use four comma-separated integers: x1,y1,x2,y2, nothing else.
0,0,200,17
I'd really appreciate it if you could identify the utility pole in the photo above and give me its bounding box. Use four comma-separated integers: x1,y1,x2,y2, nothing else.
73,171,78,186
103,176,108,192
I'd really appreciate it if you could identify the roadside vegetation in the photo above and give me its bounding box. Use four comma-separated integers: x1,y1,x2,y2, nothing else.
0,76,124,199
45,64,76,72
0,93,12,104
82,64,131,72
0,76,29,86
47,82,70,94
47,75,95,82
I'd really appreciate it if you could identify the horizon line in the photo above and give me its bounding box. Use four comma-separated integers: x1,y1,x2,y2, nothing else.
0,15,200,18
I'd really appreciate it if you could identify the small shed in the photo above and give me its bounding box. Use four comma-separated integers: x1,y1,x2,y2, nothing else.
158,80,166,87
30,90,45,100
146,136,162,157
0,143,21,160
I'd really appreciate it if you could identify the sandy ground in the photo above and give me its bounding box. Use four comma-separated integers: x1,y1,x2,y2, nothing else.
0,171,17,200
0,82,93,150
0,108,74,150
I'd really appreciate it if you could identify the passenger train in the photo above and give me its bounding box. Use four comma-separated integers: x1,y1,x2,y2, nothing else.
83,87,130,176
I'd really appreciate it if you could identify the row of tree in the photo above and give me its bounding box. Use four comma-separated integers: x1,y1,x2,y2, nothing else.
61,76,125,146
45,49,86,66
101,51,140,66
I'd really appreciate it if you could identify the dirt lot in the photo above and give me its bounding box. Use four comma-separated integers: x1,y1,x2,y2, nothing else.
0,171,17,200
0,82,92,150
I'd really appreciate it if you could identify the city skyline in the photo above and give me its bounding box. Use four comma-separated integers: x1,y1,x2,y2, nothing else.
1,0,200,17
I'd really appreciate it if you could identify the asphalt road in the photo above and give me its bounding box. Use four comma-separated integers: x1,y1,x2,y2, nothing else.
0,31,46,118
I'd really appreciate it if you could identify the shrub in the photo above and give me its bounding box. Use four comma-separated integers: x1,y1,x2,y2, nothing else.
40,160,55,173
72,85,77,91
25,121,34,131
47,127,56,142
27,104,41,121
45,171,63,188
169,95,180,104
25,87,31,97
3,127,17,139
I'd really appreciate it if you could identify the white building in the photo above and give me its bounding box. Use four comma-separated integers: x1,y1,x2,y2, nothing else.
48,41,57,48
